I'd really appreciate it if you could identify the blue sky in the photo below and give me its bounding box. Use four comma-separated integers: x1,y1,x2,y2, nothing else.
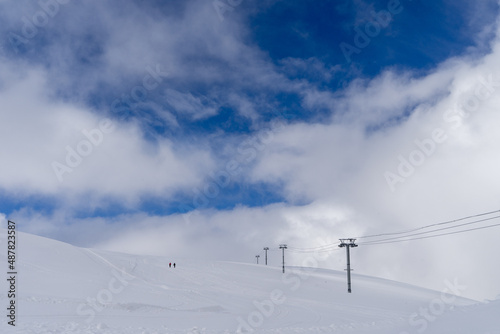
2,0,500,299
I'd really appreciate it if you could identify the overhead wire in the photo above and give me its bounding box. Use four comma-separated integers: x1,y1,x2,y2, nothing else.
359,220,500,246
358,214,500,245
355,209,500,239
273,209,500,253
287,243,343,253
288,246,343,254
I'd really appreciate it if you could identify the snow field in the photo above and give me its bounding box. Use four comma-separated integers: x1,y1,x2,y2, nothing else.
1,229,498,333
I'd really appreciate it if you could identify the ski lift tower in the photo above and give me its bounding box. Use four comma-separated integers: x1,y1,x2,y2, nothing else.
339,238,358,293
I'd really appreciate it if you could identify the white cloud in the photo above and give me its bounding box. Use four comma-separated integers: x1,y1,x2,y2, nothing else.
6,198,361,267
0,61,214,205
164,89,218,120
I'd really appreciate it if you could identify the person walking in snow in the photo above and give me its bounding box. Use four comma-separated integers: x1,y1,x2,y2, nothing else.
173,263,176,268
169,262,171,268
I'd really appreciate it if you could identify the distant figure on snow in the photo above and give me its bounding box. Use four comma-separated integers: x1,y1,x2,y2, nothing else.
173,263,176,268
169,263,171,268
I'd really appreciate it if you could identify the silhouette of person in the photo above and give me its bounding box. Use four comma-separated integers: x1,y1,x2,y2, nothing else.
169,263,171,268
173,263,176,268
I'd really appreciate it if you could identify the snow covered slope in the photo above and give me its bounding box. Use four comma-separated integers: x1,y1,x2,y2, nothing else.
1,229,499,333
